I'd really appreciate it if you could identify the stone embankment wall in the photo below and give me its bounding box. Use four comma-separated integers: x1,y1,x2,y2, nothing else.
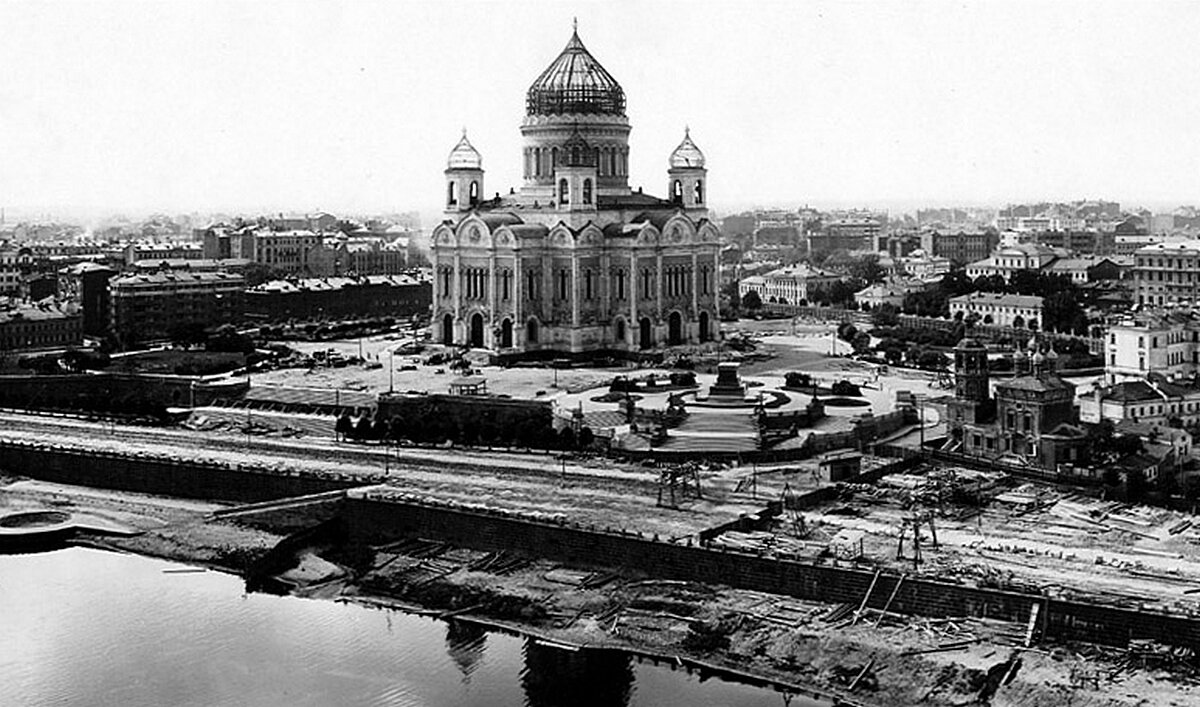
0,372,246,413
4,440,1196,651
0,441,355,503
343,493,1200,650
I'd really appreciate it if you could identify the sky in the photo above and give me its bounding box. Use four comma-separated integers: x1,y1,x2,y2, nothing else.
2,0,1199,220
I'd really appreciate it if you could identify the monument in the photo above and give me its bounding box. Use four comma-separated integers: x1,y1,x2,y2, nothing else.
708,362,746,399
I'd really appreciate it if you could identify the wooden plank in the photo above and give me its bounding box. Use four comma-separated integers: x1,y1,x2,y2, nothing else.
852,569,882,625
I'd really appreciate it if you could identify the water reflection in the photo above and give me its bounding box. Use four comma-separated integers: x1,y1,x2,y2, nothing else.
2,548,793,707
445,618,488,682
521,639,634,707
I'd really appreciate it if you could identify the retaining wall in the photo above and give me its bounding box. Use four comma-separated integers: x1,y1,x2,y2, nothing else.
0,441,356,503
343,493,1200,649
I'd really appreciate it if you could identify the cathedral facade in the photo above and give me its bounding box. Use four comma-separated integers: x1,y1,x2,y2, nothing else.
430,27,721,356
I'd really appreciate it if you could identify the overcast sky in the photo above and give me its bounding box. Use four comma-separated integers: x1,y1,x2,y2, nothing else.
2,0,1199,219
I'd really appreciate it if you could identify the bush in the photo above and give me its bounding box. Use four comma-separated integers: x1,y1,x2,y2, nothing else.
784,371,812,388
669,371,696,387
830,380,861,396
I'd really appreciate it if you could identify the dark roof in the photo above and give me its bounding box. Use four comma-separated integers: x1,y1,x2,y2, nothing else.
526,29,625,117
478,212,524,229
996,374,1074,394
1102,380,1161,403
1114,453,1159,472
597,193,673,209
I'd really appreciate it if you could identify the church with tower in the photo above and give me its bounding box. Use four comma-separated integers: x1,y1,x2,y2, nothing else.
948,335,1089,469
430,25,722,356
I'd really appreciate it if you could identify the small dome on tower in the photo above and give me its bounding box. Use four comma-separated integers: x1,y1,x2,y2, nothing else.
669,127,706,169
447,130,482,170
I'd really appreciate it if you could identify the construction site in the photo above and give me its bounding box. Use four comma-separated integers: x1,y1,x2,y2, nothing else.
2,323,1199,705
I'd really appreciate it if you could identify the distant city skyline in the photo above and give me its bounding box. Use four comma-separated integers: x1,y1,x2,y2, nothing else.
3,1,1200,218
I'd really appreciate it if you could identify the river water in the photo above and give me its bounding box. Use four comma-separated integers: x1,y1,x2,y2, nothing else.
1,548,819,707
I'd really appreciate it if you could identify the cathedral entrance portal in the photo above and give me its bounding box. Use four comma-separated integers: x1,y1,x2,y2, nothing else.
442,314,454,346
500,319,513,348
667,311,683,346
469,313,485,348
698,311,710,342
639,318,652,349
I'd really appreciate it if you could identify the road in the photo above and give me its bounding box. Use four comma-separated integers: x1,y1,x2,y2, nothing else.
0,411,764,540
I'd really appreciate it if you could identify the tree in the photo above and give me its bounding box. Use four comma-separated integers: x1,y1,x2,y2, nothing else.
721,280,741,312
742,289,762,312
872,303,900,327
336,413,354,441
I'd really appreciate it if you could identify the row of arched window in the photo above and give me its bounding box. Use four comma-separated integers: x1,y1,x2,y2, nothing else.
558,179,592,206
524,145,628,179
670,179,704,205
446,180,480,207
440,264,713,303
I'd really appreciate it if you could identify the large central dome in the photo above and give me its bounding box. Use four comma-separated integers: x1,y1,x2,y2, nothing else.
526,29,625,116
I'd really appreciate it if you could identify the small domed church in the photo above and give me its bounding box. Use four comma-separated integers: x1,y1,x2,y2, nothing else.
430,25,722,356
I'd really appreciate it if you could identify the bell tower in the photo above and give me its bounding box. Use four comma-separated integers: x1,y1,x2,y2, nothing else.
667,127,707,212
444,129,484,215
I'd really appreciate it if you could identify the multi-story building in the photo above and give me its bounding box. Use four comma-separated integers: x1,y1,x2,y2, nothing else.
59,262,117,336
1103,311,1200,384
0,246,21,296
1081,376,1200,428
739,263,841,306
110,271,245,346
1133,239,1200,306
123,241,204,265
898,250,951,281
429,27,721,354
948,292,1044,328
932,228,1000,266
808,217,882,254
0,304,83,352
245,273,430,322
853,278,925,309
965,243,1059,281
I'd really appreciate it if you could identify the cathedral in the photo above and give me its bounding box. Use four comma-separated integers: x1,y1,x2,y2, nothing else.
429,26,722,356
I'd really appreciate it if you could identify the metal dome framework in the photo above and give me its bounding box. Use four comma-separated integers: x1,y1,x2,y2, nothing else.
526,30,626,117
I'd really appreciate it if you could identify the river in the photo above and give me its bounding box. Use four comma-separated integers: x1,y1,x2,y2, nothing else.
1,547,818,707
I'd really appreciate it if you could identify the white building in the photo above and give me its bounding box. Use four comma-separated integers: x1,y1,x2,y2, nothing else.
739,263,841,306
965,243,1059,281
1081,378,1200,432
854,278,926,309
948,292,1044,328
1104,312,1200,384
0,246,19,295
898,249,951,281
1133,239,1200,307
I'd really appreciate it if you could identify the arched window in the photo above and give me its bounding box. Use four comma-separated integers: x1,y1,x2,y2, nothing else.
694,180,704,204
447,181,458,206
582,179,592,205
559,179,569,205
469,180,479,205
672,180,683,204
551,147,559,168
593,147,601,173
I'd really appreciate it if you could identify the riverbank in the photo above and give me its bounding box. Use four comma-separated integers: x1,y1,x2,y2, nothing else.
4,476,1197,707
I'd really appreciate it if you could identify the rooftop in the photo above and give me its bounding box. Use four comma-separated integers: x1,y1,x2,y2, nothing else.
526,27,625,117
949,291,1044,308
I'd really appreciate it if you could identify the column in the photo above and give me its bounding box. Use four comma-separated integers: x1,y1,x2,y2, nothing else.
712,250,721,321
656,251,664,320
488,252,497,346
629,250,638,345
691,251,699,326
514,253,523,346
571,255,580,336
452,251,461,344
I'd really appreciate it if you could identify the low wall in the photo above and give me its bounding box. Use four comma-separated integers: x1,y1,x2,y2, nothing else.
342,493,1200,650
0,441,357,503
0,372,246,414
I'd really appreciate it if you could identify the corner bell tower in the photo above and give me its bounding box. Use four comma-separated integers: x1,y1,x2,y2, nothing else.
445,129,484,215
